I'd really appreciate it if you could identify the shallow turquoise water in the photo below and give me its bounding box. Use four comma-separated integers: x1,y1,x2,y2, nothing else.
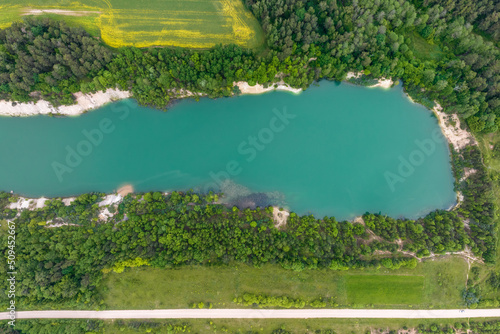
0,82,456,219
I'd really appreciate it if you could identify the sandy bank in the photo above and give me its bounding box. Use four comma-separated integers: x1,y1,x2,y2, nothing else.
429,102,476,209
0,89,131,117
6,187,133,211
8,197,40,210
234,81,302,95
346,72,393,89
433,103,477,151
6,193,123,224
368,78,393,89
8,196,74,210
272,207,290,228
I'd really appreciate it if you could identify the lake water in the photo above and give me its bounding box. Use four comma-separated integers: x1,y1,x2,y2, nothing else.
0,82,456,219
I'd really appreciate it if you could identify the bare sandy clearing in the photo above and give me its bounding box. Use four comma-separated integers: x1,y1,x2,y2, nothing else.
273,207,290,228
433,103,477,151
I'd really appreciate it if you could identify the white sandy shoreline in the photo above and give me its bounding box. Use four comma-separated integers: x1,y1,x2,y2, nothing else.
234,81,303,95
0,75,393,117
5,188,291,226
0,82,301,117
346,72,394,89
6,184,137,222
432,103,477,151
0,88,131,117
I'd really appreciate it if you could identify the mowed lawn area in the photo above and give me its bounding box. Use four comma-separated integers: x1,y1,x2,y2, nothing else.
100,257,467,310
345,275,424,305
0,0,265,49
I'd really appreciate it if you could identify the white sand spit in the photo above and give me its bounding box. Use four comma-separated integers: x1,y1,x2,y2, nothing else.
235,81,302,95
117,184,134,197
346,72,393,88
0,89,130,117
368,78,393,89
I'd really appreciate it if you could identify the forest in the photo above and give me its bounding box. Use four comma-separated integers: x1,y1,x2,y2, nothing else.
414,0,500,42
0,0,499,132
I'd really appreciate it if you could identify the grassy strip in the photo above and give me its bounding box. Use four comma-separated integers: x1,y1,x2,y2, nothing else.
474,132,500,304
346,275,424,305
3,318,500,334
102,318,496,334
100,257,467,310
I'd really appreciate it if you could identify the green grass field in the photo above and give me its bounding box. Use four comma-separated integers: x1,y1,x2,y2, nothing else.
407,32,445,61
346,275,424,305
475,132,500,302
0,0,265,49
100,257,467,310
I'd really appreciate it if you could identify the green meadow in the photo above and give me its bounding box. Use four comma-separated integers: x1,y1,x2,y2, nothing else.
101,257,467,310
102,318,479,334
345,275,424,306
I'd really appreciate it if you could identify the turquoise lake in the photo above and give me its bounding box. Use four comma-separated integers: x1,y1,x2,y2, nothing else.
0,82,456,219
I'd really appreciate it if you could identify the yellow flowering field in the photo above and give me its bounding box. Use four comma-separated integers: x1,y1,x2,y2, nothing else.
0,0,265,49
